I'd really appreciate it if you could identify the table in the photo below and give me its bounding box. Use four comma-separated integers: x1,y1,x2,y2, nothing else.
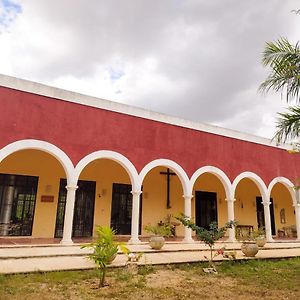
236,225,254,238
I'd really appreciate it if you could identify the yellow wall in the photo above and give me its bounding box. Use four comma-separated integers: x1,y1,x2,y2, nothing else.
0,151,296,239
234,178,259,229
0,150,65,238
79,159,131,233
192,173,228,235
192,173,228,225
235,180,296,234
271,183,295,232
142,167,185,236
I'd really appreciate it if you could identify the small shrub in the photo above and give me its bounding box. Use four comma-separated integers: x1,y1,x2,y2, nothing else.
144,223,173,237
81,226,118,287
176,214,235,269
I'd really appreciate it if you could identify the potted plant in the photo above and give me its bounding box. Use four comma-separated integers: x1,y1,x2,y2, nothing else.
253,227,266,247
240,239,259,257
235,224,259,257
239,231,259,257
144,223,173,250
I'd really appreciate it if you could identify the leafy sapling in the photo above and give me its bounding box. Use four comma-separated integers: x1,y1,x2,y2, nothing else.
81,226,119,288
176,214,235,270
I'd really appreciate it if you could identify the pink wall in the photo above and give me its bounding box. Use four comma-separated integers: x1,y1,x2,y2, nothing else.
1,86,300,185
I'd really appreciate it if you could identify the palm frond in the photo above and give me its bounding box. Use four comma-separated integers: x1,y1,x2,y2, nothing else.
259,38,300,103
274,105,300,143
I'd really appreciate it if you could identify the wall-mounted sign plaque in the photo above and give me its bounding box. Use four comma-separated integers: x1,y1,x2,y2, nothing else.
41,195,54,203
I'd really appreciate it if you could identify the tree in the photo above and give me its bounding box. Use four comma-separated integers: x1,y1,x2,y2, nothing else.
81,226,119,288
259,38,300,103
259,38,300,143
176,214,235,269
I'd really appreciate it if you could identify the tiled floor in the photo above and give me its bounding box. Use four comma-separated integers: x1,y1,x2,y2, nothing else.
0,236,190,246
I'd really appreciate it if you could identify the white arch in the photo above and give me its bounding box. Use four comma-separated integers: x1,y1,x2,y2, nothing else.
268,177,296,206
138,159,190,195
0,139,74,183
232,171,268,200
190,166,232,199
74,150,139,190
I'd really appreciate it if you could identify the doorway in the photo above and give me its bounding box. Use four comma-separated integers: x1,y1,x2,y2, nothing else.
256,197,276,235
195,191,218,229
0,173,38,236
55,179,96,238
110,183,142,235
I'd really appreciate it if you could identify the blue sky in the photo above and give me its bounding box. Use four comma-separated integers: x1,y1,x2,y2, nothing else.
0,0,21,31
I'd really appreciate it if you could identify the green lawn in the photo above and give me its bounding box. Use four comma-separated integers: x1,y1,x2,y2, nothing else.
0,258,299,300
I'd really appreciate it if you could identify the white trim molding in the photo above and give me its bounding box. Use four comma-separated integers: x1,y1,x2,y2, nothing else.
138,159,190,195
0,74,291,150
0,139,74,183
232,171,273,242
268,177,296,206
232,171,268,200
74,150,139,190
190,166,232,199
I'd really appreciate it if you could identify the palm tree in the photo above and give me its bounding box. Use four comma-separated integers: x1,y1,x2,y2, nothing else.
259,38,300,144
259,38,300,103
274,106,300,143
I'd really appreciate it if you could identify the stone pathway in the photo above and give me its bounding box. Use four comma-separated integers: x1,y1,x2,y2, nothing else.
0,241,299,274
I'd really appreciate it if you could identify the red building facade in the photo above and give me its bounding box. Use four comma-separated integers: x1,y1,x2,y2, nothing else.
0,74,299,244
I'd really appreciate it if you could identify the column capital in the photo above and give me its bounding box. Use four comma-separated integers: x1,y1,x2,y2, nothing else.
225,198,236,203
131,190,142,196
293,203,300,208
182,194,193,200
263,201,271,206
66,185,78,191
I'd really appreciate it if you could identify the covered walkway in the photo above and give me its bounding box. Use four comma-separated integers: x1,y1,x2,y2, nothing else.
1,240,299,274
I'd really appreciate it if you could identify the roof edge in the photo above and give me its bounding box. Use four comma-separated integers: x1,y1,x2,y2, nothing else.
0,73,290,150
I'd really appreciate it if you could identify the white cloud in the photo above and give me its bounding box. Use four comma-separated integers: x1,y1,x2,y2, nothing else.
1,0,300,138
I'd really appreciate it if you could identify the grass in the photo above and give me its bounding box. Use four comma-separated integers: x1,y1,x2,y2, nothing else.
0,258,299,299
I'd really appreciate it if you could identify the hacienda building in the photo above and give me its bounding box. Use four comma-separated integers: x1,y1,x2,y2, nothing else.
0,74,300,245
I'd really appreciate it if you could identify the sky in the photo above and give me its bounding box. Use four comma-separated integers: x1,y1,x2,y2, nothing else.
0,0,300,139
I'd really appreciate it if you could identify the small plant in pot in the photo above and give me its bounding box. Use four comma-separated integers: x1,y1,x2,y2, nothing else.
253,227,266,247
239,233,259,257
235,224,259,257
144,223,173,250
240,239,259,257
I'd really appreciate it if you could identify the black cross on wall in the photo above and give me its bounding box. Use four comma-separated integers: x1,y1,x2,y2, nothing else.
160,168,176,209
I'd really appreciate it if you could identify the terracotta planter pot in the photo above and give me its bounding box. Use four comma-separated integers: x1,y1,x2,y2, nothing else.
149,236,165,250
256,236,266,247
241,241,259,257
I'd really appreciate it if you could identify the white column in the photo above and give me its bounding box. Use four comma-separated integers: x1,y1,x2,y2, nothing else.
60,185,78,245
0,185,15,236
294,204,300,241
263,200,274,242
182,194,194,243
225,198,236,242
128,190,142,244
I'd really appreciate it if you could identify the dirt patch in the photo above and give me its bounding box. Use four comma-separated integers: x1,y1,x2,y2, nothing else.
146,269,186,288
1,259,300,300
